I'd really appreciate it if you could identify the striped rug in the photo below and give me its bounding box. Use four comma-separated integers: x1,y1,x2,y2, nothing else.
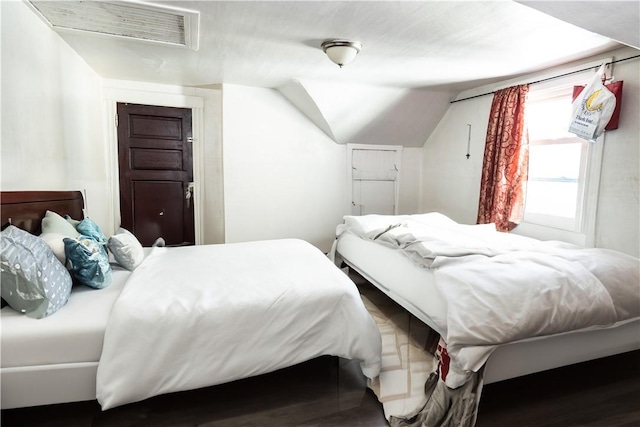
359,285,438,420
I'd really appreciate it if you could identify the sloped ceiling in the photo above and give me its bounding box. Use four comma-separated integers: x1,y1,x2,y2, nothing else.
516,1,640,49
279,79,452,146
24,0,636,147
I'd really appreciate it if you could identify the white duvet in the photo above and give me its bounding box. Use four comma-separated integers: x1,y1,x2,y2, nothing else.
96,239,382,410
339,213,640,388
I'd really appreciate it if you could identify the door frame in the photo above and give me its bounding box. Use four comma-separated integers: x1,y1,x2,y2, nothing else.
103,82,206,244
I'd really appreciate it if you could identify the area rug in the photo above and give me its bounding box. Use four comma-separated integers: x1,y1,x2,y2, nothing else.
358,281,439,420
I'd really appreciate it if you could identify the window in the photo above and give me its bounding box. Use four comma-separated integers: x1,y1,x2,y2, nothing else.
524,86,589,232
520,71,605,247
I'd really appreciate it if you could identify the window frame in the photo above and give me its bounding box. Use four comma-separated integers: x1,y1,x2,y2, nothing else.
514,66,607,247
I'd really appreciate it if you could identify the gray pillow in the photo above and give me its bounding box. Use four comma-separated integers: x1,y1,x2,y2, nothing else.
107,228,144,271
0,226,72,318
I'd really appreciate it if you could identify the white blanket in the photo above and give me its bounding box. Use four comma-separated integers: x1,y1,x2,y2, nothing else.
96,239,382,410
340,213,640,388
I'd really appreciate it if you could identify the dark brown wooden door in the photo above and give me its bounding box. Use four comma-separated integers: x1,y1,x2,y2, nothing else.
117,103,194,246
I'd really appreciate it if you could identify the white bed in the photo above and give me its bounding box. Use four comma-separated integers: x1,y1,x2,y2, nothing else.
0,191,382,410
1,265,132,408
334,214,640,386
95,239,382,409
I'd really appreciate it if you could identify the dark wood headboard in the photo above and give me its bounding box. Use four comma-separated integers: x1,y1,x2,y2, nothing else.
1,191,85,235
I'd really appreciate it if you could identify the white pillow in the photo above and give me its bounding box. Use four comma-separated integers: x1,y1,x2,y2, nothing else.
343,214,409,240
107,228,144,271
39,232,67,264
41,210,80,238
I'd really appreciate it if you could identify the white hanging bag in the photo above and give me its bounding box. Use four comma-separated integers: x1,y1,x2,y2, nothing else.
568,63,616,141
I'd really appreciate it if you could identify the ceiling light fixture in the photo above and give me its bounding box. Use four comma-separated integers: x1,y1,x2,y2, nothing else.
321,39,362,68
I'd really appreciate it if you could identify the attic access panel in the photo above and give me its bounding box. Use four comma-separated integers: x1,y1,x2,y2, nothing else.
28,0,199,50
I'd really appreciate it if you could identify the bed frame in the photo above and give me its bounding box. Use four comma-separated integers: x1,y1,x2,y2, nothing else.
339,239,640,385
1,191,84,233
1,190,99,409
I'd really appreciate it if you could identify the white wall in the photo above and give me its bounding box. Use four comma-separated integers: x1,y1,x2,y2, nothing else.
421,47,640,257
222,85,348,252
594,51,640,256
420,99,490,223
221,85,424,252
398,148,423,214
1,0,108,228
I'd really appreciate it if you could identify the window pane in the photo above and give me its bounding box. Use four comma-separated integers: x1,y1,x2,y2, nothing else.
527,97,574,140
528,143,582,180
525,181,578,218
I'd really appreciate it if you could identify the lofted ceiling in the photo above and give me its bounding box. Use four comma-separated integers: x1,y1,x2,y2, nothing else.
516,1,640,50
25,1,638,146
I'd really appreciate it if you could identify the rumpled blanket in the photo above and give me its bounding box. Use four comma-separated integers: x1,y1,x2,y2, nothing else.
390,369,483,427
339,213,640,388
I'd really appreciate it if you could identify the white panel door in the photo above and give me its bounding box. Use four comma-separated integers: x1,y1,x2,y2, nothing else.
354,180,396,215
348,144,402,215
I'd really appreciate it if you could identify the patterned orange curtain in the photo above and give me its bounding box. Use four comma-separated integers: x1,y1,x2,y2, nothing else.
476,84,529,232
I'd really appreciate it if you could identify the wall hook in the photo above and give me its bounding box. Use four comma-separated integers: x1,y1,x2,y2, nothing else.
466,124,471,159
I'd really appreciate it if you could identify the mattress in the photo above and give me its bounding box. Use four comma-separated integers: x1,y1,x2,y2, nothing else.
336,232,447,337
1,264,132,368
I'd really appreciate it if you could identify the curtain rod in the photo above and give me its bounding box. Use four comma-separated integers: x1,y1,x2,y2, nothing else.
450,54,640,104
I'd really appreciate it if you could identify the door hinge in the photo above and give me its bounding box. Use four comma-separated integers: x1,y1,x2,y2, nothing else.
115,113,119,128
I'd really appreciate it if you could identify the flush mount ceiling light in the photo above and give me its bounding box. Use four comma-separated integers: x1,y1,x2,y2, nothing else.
321,39,362,68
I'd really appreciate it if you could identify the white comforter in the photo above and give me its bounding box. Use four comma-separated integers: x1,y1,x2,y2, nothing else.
339,213,640,388
96,239,382,410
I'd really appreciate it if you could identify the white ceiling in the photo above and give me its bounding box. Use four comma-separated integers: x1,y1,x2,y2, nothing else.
516,1,640,51
34,0,634,91
27,0,639,146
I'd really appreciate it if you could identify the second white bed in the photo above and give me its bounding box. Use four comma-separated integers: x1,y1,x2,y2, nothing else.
336,229,640,385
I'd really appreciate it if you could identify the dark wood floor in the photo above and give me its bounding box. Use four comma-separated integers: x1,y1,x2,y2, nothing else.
2,349,638,427
477,349,640,427
1,356,387,427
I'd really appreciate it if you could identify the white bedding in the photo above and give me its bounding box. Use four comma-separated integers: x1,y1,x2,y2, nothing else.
1,265,131,368
96,239,382,410
338,213,640,388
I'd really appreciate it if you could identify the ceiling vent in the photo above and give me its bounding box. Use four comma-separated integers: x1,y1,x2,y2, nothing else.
28,1,199,50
